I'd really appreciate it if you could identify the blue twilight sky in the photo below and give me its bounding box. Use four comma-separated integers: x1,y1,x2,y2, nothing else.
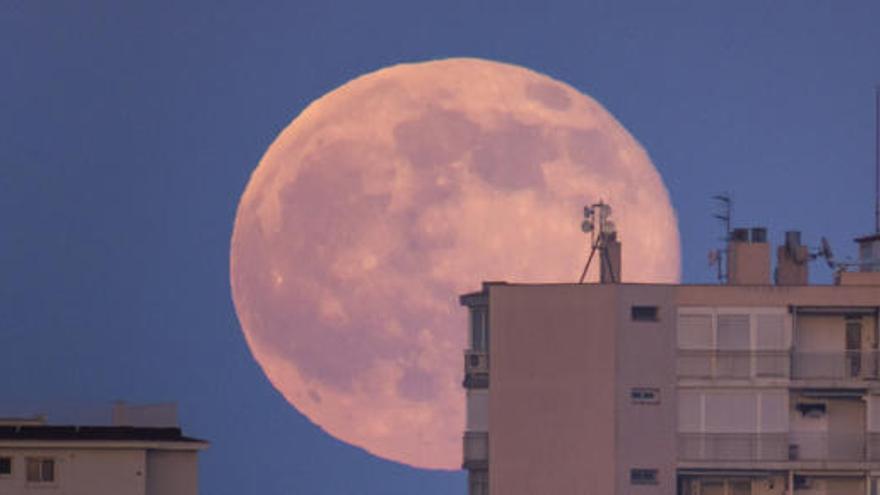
2,1,880,493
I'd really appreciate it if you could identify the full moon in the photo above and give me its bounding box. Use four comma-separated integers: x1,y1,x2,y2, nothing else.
230,58,680,470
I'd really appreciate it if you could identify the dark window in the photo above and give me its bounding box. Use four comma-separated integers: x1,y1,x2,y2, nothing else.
26,458,54,483
471,307,489,352
630,469,658,485
0,457,10,475
631,306,659,321
631,387,660,404
468,469,488,495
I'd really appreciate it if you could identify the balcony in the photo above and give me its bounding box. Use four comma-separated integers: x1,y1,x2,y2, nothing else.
677,350,789,379
462,431,488,469
463,350,489,389
679,433,880,462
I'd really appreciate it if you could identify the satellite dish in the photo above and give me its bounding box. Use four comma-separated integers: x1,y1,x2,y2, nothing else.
581,220,594,233
583,206,593,218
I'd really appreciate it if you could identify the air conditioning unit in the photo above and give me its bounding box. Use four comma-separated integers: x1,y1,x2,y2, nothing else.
465,350,489,374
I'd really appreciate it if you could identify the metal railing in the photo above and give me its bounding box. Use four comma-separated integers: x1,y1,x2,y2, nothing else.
679,433,880,462
788,432,866,461
677,350,880,380
462,431,488,469
791,351,879,380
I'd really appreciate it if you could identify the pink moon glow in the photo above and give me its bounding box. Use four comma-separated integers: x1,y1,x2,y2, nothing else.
230,58,680,469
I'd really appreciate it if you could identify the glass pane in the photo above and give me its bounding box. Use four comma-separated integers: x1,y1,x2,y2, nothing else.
0,457,10,475
731,481,752,495
717,314,750,350
41,460,54,482
759,391,788,432
677,314,712,349
471,309,485,351
677,390,701,432
26,458,40,482
705,391,756,432
701,481,724,495
756,314,785,349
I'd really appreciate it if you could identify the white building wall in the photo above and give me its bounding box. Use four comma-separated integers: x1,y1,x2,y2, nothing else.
146,450,199,495
0,448,146,495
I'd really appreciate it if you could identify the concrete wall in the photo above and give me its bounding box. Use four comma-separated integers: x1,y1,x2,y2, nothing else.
489,284,617,495
146,450,199,495
0,448,146,495
614,285,677,494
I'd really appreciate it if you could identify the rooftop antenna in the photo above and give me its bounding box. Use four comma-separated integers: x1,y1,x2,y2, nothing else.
709,193,732,283
578,200,618,283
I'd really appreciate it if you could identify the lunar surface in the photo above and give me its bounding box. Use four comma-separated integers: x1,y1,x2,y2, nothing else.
230,58,680,469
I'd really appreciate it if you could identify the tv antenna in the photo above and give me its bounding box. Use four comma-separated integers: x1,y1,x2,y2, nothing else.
708,193,732,283
578,200,618,284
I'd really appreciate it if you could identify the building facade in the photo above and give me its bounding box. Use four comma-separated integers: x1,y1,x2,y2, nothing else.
0,404,207,495
461,230,880,495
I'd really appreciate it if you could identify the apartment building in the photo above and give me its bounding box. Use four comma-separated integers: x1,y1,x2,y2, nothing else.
0,403,208,495
461,229,880,495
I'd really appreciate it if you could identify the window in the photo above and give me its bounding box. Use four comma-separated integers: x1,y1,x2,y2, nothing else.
630,469,658,485
631,306,658,321
26,458,54,483
631,387,660,404
0,457,10,476
470,306,489,352
468,469,488,495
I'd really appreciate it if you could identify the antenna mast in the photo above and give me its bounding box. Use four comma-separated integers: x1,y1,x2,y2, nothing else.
578,201,618,284
710,193,732,283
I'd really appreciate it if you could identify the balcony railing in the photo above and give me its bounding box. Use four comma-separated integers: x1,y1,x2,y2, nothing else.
462,431,488,469
680,433,880,462
791,351,879,380
678,433,789,461
677,350,789,379
789,432,866,461
677,350,880,380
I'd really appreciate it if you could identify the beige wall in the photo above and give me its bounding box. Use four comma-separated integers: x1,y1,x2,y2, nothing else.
489,284,617,495
0,448,146,495
614,285,677,494
146,450,199,495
